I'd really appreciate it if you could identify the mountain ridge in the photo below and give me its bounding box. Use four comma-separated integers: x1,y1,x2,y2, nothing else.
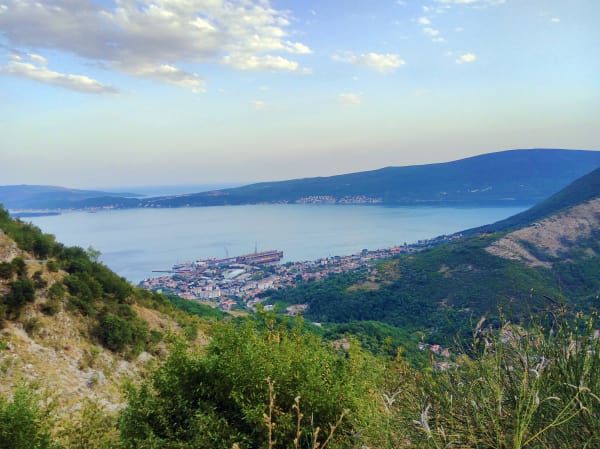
3,148,600,211
138,148,600,208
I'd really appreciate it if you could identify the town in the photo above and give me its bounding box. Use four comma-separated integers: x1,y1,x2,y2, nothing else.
138,233,462,312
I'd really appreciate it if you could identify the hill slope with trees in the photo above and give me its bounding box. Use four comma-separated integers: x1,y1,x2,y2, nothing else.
264,168,600,343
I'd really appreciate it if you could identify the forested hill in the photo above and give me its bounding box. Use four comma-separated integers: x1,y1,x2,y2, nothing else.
138,148,600,208
264,166,600,343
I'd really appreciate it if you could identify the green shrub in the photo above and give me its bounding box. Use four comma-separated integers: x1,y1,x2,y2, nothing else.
0,386,57,449
0,261,13,279
119,315,385,449
97,312,149,355
33,270,47,289
40,299,61,316
24,317,43,337
2,277,36,319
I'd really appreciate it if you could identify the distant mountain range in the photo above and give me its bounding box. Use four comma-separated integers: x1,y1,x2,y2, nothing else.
2,148,600,211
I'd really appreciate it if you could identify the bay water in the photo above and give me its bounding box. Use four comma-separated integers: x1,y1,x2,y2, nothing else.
27,204,530,283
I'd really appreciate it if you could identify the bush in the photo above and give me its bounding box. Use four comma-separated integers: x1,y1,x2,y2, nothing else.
2,277,36,319
0,386,57,449
0,262,13,279
119,315,386,449
33,270,47,289
97,312,148,355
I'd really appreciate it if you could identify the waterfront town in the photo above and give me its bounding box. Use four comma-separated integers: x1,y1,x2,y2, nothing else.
138,233,462,312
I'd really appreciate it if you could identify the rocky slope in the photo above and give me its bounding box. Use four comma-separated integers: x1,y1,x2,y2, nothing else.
486,197,600,268
0,229,203,415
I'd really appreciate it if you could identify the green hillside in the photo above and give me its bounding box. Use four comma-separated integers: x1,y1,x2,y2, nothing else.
264,167,600,344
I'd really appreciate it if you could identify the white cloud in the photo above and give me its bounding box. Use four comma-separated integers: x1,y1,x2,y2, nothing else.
423,27,440,37
550,17,560,23
27,53,47,66
0,0,311,92
122,64,205,92
1,54,117,94
285,41,313,54
222,54,301,72
254,100,267,110
418,17,431,25
455,53,476,64
432,37,445,43
333,52,405,74
338,92,361,107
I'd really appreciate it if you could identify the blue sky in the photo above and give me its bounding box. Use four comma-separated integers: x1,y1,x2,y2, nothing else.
1,0,599,188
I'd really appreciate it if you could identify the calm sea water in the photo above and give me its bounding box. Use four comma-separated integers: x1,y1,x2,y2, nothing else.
28,204,530,283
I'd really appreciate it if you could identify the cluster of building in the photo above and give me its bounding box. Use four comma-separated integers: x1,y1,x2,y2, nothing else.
139,233,463,312
294,195,383,204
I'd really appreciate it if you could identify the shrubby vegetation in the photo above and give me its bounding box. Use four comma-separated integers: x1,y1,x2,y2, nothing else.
119,314,385,449
0,206,180,355
0,308,597,448
0,386,57,449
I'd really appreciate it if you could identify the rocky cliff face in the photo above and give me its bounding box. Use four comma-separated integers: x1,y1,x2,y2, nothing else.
486,197,600,267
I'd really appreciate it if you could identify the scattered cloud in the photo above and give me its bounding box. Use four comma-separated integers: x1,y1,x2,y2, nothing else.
222,54,301,72
418,17,432,25
455,53,476,64
27,53,47,66
0,54,118,94
254,100,267,110
454,26,464,32
550,17,560,23
121,64,205,93
0,0,311,92
423,27,441,37
333,52,405,74
338,92,362,107
432,37,445,43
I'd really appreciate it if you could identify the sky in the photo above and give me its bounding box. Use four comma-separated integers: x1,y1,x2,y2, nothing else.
0,0,599,189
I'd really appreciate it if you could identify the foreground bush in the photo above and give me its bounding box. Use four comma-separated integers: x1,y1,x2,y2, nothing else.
119,315,385,449
0,386,57,449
